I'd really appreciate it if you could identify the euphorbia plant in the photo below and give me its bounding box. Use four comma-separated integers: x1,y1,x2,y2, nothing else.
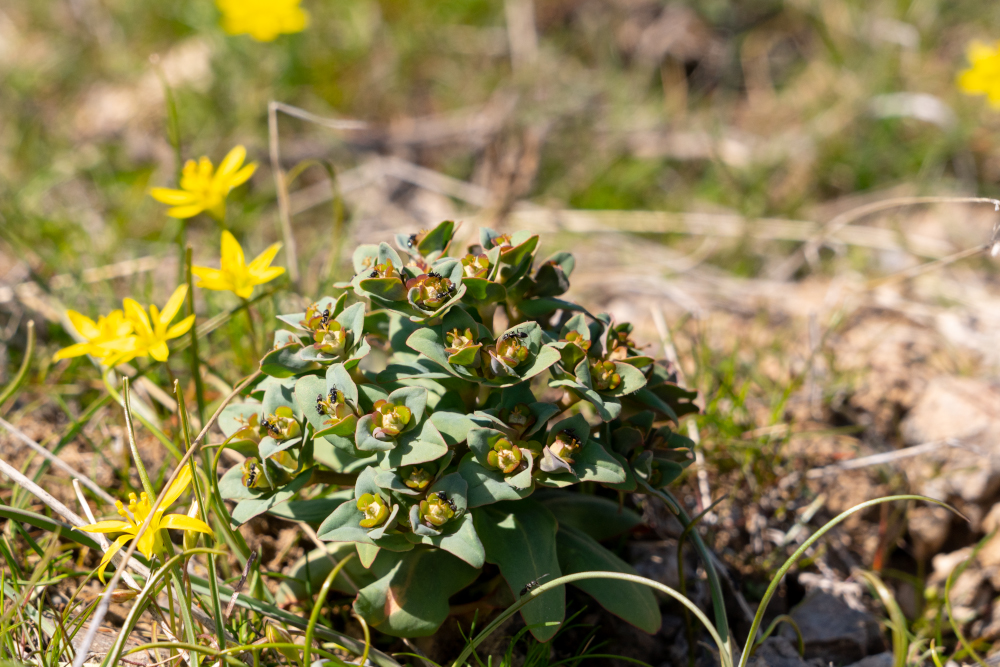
217,221,698,639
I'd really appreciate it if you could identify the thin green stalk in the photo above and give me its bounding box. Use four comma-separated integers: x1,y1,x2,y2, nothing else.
857,571,908,667
736,495,964,667
751,615,803,657
451,571,728,667
646,484,732,661
677,496,726,666
103,373,183,461
121,376,157,499
175,380,225,653
101,548,225,667
0,320,34,413
944,532,993,667
304,552,356,666
185,248,207,428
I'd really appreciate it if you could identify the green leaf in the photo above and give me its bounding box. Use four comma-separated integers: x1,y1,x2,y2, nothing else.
429,411,474,446
538,493,643,541
458,454,533,507
360,277,407,301
218,402,262,439
405,513,485,568
473,500,564,641
604,362,648,397
262,377,298,417
379,420,449,468
267,495,350,523
277,542,378,605
461,278,507,306
556,525,661,634
0,507,100,551
353,549,479,637
294,374,328,432
230,471,312,525
261,339,318,378
387,386,428,426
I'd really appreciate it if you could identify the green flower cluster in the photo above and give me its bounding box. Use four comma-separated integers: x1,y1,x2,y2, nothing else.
216,221,699,640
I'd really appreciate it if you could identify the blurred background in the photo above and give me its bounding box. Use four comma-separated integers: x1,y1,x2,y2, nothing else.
4,0,1000,658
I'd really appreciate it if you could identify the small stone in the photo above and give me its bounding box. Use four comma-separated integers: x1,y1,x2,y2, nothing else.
747,636,825,667
782,591,885,662
843,653,894,667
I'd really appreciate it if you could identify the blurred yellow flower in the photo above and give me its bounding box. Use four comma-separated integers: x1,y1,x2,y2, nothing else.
54,310,135,363
79,465,213,582
216,0,309,42
150,146,256,220
193,231,285,299
106,286,195,365
958,41,1000,108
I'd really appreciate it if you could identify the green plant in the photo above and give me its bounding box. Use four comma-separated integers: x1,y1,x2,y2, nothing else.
216,220,699,639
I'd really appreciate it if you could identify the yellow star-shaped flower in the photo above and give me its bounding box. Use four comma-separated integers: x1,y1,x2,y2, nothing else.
150,146,256,220
216,0,309,42
105,286,195,365
958,40,1000,108
192,231,285,299
79,465,213,582
54,309,135,363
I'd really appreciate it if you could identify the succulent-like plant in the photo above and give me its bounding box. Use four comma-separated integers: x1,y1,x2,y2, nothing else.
217,221,699,640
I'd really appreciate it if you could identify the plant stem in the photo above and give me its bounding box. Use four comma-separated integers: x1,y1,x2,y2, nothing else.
185,248,207,428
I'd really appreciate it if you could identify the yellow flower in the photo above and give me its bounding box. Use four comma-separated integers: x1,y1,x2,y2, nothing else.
958,40,1000,108
80,465,213,582
192,231,285,299
105,286,195,365
216,0,309,42
150,146,257,220
54,310,135,363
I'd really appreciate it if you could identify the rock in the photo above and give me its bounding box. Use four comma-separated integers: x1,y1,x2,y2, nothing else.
898,376,1000,504
781,591,885,663
844,653,894,667
747,636,825,667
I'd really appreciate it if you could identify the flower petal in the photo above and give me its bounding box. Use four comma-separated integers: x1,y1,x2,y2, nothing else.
150,341,170,362
247,242,283,274
159,285,189,326
79,520,133,534
158,514,214,536
220,230,246,271
166,314,195,339
96,534,134,584
53,342,95,361
159,465,193,510
150,188,199,205
66,310,101,340
167,204,206,219
123,299,152,335
216,146,247,181
226,162,257,189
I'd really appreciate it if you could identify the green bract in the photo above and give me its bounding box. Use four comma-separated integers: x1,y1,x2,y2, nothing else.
216,221,700,640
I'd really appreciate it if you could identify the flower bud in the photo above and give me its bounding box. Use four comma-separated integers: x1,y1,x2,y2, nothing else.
590,360,621,392
486,437,523,474
402,466,433,490
261,406,301,441
419,492,456,527
549,430,582,463
461,253,490,278
356,493,390,528
499,404,536,436
241,457,272,490
371,400,412,439
406,273,456,310
312,319,347,356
